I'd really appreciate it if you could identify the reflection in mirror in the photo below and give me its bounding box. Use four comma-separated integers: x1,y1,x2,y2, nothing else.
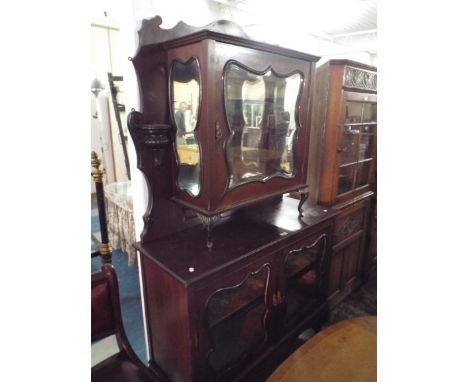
170,58,201,196
224,63,302,189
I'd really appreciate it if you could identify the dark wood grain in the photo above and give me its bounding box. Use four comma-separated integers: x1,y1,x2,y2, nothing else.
309,59,377,310
314,60,377,207
130,21,320,224
327,196,372,306
141,256,195,382
137,197,338,382
125,16,383,382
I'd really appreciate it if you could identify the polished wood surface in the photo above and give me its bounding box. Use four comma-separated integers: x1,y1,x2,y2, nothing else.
126,16,380,382
267,316,376,382
309,59,377,310
327,195,372,306
137,197,338,382
136,197,337,285
315,60,377,207
129,17,320,225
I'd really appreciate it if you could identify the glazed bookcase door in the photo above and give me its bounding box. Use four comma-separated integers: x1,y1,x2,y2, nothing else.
337,98,377,199
282,234,327,329
205,263,271,377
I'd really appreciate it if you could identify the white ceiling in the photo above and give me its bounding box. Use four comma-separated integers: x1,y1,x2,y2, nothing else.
90,0,377,64
209,0,377,59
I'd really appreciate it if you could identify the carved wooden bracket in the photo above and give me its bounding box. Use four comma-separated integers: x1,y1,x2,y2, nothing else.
127,110,172,152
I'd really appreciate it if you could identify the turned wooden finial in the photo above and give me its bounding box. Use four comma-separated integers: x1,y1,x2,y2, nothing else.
91,151,104,183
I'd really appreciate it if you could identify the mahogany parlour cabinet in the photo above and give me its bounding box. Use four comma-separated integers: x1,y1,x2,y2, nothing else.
127,16,337,382
311,59,377,306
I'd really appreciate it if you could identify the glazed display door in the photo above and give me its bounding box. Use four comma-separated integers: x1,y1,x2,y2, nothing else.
224,61,303,189
210,42,314,212
197,262,272,380
282,233,328,329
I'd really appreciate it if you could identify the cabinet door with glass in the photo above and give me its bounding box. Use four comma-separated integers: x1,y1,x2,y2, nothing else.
316,60,377,206
196,261,273,381
166,38,319,217
281,232,328,330
337,95,377,199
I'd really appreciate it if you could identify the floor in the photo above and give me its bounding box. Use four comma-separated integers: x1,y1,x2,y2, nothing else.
245,269,377,381
91,194,377,378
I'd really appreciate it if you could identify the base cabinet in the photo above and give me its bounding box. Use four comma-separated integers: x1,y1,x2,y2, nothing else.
138,206,335,382
327,196,371,306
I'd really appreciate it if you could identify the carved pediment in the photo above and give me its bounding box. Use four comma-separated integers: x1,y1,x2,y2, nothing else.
138,15,251,49
343,66,377,92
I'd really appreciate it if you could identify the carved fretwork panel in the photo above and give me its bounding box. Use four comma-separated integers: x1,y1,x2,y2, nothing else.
343,66,377,92
334,208,365,243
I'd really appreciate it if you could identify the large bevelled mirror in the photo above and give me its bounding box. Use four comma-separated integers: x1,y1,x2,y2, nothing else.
170,57,201,196
224,62,303,190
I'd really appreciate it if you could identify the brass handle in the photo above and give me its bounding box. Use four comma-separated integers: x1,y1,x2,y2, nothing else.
272,291,284,306
277,291,283,304
215,121,222,140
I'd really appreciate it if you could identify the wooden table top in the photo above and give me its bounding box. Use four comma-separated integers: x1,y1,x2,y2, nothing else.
267,316,377,382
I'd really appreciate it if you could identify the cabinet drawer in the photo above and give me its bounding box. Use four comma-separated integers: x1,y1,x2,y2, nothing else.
334,202,366,243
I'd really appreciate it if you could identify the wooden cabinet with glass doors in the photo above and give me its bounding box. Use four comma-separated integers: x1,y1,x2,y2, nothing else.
316,60,377,206
127,16,337,382
312,59,377,305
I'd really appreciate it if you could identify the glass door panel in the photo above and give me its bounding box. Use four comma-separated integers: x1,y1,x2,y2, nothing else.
345,101,363,124
339,125,360,165
170,58,202,196
339,100,376,197
283,235,327,328
206,264,270,375
338,164,356,195
224,62,303,189
358,132,375,160
362,102,377,123
355,160,372,188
